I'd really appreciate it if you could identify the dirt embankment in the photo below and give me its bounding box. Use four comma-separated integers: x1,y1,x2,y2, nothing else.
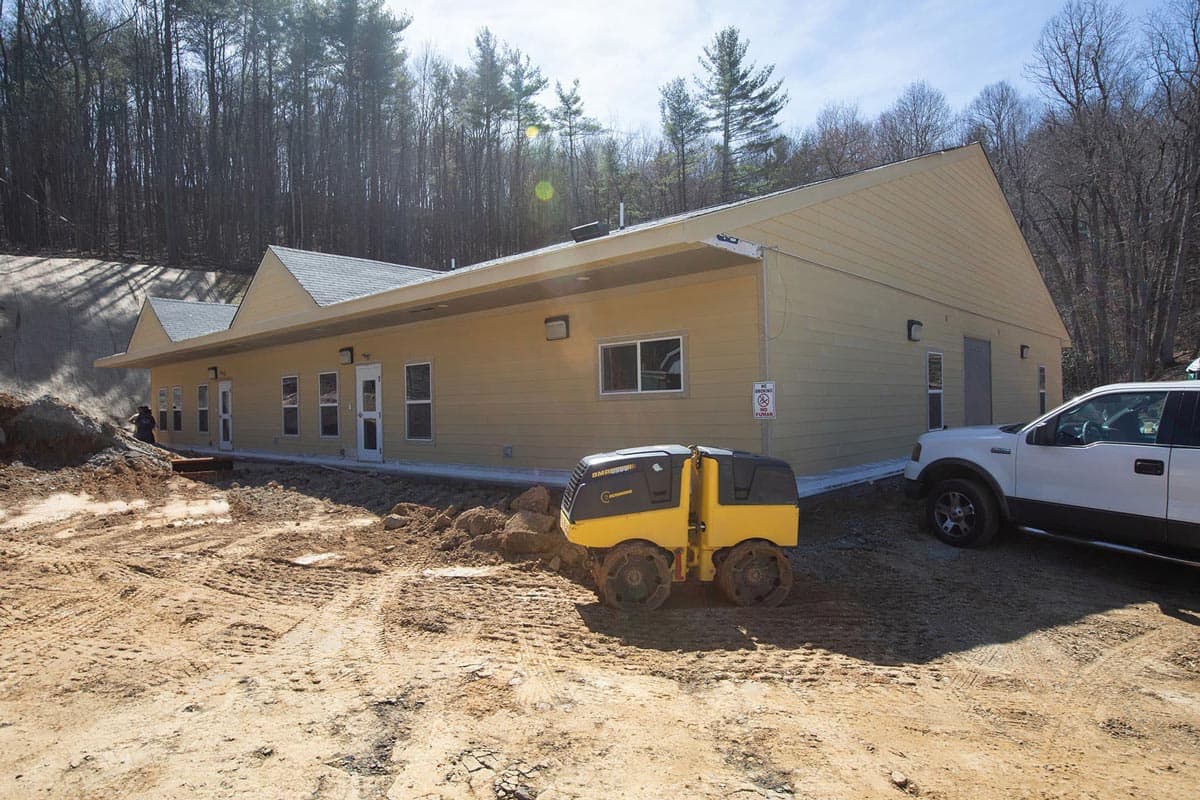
0,253,246,422
0,420,1198,798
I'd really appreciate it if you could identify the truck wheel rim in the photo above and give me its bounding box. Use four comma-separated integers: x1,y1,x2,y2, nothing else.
934,490,975,538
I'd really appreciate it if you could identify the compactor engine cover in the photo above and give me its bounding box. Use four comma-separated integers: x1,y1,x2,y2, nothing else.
562,444,692,523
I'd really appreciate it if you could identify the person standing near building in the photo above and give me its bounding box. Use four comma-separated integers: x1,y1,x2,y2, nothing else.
130,405,157,444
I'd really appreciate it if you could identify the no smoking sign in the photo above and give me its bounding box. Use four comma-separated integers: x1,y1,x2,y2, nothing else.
753,381,776,420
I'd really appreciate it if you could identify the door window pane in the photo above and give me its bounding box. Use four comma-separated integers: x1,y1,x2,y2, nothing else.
361,379,377,412
362,418,378,450
1054,392,1167,446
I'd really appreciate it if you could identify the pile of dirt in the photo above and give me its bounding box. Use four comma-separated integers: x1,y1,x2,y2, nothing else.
380,484,590,580
0,392,171,469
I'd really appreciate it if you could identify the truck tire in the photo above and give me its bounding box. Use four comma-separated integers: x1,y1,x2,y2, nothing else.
926,478,999,548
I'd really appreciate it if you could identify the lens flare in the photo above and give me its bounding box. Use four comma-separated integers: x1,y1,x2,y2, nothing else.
535,181,554,202
525,125,540,139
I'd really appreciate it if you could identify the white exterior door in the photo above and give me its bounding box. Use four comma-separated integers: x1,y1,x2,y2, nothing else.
356,364,383,462
217,381,233,451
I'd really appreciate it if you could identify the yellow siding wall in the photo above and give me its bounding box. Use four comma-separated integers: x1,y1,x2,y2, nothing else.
753,250,1062,473
229,251,317,328
148,265,763,469
731,154,1067,474
127,305,172,351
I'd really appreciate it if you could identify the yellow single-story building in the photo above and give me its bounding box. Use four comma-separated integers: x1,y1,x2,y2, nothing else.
97,144,1069,482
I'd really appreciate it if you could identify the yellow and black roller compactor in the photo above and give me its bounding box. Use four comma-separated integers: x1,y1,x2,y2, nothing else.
559,444,799,610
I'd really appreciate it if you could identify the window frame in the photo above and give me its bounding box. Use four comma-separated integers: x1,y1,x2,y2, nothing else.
157,388,168,432
171,385,182,432
1038,365,1047,415
404,361,433,442
318,371,339,438
197,384,209,434
597,334,686,396
926,351,944,431
280,375,300,437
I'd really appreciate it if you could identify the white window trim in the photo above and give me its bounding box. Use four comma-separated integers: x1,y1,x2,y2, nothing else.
157,388,168,431
171,385,183,432
197,384,209,433
281,375,300,437
405,361,433,443
927,351,944,431
1038,365,1047,415
318,371,339,438
598,335,686,396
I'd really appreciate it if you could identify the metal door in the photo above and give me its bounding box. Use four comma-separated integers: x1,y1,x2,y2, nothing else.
964,337,993,426
217,381,233,451
356,364,383,462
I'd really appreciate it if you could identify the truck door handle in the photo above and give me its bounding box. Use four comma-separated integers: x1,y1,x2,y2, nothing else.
1134,459,1164,476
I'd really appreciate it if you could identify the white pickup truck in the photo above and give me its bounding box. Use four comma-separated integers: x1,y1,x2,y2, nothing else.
904,381,1200,565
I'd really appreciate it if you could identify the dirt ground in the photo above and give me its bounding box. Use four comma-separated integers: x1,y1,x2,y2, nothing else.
1,458,1197,800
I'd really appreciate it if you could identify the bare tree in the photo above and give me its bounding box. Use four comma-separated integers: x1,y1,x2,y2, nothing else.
875,81,954,162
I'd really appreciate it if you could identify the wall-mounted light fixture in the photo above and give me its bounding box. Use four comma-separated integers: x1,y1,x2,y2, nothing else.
1020,345,1030,359
207,366,218,379
339,347,354,365
544,315,569,341
906,319,923,342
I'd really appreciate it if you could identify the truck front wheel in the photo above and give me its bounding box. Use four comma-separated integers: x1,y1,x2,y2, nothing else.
926,478,999,548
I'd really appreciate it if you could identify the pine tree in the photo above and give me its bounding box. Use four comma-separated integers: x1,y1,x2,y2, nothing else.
697,26,788,201
658,77,707,211
550,79,599,224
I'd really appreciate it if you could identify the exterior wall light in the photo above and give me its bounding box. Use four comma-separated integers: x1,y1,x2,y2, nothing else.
207,366,218,379
906,320,923,342
1020,345,1030,359
339,347,354,365
545,315,569,341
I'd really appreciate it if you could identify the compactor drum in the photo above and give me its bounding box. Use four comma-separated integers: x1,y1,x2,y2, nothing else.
559,445,799,610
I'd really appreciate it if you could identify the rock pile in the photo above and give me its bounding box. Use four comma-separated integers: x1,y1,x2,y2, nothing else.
381,484,588,578
0,393,170,469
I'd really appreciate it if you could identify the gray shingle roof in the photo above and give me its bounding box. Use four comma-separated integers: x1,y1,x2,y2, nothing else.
269,245,441,306
148,297,238,341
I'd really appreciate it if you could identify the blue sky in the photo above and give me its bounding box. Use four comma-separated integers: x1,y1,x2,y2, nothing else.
391,0,1167,134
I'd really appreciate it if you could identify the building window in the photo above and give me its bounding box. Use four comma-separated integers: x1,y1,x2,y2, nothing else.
171,386,182,431
281,376,299,436
1038,365,1047,415
158,388,168,432
197,385,209,433
599,336,684,394
319,372,339,437
927,352,944,430
405,362,432,441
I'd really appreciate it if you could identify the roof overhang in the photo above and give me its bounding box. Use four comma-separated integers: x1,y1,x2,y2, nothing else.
96,234,762,369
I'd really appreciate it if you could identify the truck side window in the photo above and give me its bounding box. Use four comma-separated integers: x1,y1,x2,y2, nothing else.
1169,393,1200,447
1053,392,1167,446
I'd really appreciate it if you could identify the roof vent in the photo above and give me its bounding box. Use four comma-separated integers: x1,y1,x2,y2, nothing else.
570,221,609,243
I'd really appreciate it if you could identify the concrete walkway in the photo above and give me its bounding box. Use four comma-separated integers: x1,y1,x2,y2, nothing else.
168,444,906,497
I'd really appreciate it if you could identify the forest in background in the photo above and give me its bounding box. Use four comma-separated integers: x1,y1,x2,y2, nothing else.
0,0,1196,393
